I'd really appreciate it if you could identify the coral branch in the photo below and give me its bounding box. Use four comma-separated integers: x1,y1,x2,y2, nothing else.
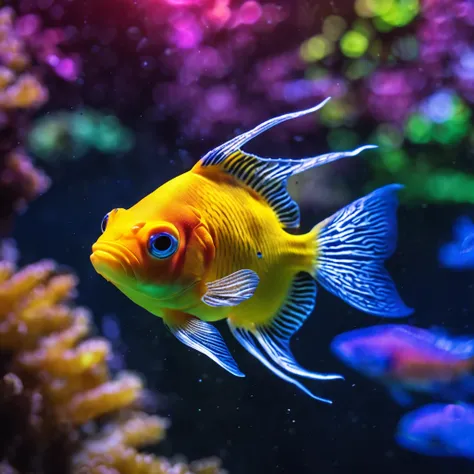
0,5,78,235
0,259,226,474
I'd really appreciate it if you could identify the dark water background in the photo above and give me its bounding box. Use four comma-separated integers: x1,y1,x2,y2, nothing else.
13,140,474,474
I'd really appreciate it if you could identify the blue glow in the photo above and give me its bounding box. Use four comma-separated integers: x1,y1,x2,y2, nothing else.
438,216,474,269
421,90,455,124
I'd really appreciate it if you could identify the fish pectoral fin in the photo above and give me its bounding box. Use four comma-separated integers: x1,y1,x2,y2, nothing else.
193,97,376,229
163,311,244,377
228,320,334,404
202,269,259,307
252,272,343,382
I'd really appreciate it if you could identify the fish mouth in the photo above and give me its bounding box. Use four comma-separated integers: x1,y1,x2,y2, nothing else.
90,242,139,282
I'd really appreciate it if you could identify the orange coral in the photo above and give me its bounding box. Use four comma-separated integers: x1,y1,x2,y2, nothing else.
0,259,226,474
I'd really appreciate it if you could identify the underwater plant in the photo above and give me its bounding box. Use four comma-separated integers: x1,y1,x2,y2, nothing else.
28,108,135,162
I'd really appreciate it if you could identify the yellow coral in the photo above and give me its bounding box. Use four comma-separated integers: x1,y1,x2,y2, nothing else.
0,259,226,474
0,66,14,89
0,8,44,109
0,7,30,72
0,74,48,109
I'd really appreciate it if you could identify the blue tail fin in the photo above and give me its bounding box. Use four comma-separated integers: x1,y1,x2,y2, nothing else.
311,184,413,318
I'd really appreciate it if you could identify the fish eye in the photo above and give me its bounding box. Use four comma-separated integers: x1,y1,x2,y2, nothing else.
148,232,179,259
101,212,110,233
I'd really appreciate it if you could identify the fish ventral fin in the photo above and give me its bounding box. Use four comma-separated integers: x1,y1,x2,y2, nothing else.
253,273,343,381
164,312,245,377
202,269,259,307
194,97,377,229
228,273,343,404
312,184,413,318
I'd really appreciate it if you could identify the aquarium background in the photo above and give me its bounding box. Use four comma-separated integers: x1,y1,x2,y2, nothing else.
2,0,474,472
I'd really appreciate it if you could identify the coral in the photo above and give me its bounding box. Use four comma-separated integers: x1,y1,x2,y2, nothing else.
0,259,226,474
295,0,474,204
0,149,50,235
0,5,78,235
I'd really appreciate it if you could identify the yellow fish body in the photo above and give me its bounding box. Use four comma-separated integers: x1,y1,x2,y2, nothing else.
91,98,412,403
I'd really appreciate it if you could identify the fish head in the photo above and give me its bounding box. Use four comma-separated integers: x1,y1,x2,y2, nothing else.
330,329,394,378
90,203,214,302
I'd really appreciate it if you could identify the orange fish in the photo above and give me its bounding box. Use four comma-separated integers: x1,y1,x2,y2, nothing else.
90,98,412,403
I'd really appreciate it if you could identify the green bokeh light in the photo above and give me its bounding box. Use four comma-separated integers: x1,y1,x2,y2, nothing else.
340,30,370,58
327,128,359,151
28,108,135,160
322,15,347,41
380,0,419,27
319,99,352,127
381,149,409,173
375,123,404,150
345,59,376,80
405,113,432,144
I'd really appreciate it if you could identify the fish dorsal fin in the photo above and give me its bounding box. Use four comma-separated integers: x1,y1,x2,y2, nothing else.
434,334,474,358
398,326,474,358
444,404,466,420
193,98,377,229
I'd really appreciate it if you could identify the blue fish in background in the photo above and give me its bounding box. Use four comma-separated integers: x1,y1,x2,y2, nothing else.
439,216,474,269
396,403,474,459
331,325,474,406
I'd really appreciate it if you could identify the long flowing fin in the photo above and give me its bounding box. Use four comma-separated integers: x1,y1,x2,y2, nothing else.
250,273,343,381
312,184,413,318
164,312,245,377
228,320,334,403
193,98,377,229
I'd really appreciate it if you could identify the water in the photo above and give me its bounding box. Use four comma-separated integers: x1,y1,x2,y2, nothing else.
3,0,474,473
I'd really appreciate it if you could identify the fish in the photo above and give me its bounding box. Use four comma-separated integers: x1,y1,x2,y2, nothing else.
331,324,474,406
90,98,412,403
439,215,474,269
396,403,474,459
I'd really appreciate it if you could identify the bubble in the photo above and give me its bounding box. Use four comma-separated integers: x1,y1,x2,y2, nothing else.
239,1,263,25
127,26,142,41
300,35,333,62
421,90,455,124
101,314,121,341
55,57,79,81
323,15,347,40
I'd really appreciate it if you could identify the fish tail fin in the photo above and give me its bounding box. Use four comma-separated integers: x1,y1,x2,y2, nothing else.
310,184,413,318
